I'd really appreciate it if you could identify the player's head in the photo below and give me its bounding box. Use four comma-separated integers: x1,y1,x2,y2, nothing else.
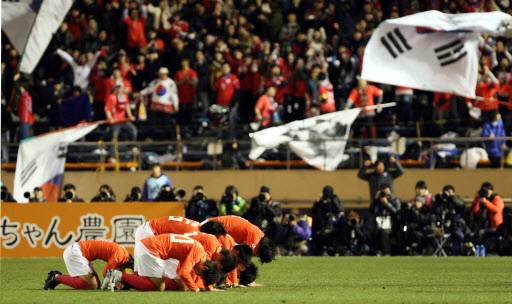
200,220,227,237
213,248,237,274
233,244,253,266
239,262,259,285
121,254,134,270
198,259,221,286
255,235,276,263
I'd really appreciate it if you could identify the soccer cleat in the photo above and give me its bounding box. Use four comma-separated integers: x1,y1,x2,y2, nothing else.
101,270,112,291
108,269,123,292
43,270,62,290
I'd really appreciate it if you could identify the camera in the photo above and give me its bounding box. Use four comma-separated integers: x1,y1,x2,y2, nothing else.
478,188,488,198
64,191,74,200
442,192,449,200
257,193,266,203
288,214,296,222
99,190,110,200
221,193,234,204
125,187,142,202
379,191,388,198
349,217,358,226
195,192,205,202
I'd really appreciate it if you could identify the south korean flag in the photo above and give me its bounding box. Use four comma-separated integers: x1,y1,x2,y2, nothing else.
362,11,512,98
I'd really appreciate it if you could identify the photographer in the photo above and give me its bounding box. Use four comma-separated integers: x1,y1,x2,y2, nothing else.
398,196,433,255
185,185,219,222
91,184,117,202
24,187,47,202
369,184,401,255
344,211,371,256
311,186,344,256
358,155,404,201
277,209,312,256
470,182,504,252
154,185,186,202
218,185,247,216
245,186,283,240
58,184,84,203
124,186,142,202
1,186,17,202
431,185,465,255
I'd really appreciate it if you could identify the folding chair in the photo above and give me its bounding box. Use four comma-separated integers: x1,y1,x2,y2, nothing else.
429,228,451,257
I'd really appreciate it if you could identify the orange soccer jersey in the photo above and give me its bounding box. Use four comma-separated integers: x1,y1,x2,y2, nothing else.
207,216,264,250
187,232,221,258
141,234,206,292
78,240,129,276
149,216,200,236
218,234,238,285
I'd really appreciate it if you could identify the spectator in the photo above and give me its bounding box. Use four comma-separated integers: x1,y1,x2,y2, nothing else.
115,50,137,80
343,210,371,256
146,0,172,36
1,186,17,203
317,73,336,114
254,86,279,129
218,185,247,216
56,48,101,91
397,196,432,255
238,54,257,124
306,27,326,57
290,57,308,121
370,184,401,255
175,58,198,124
31,187,47,203
136,67,179,125
214,63,240,107
141,164,172,202
14,74,34,141
431,185,465,256
245,186,283,241
395,86,414,124
105,68,133,96
346,77,383,138
328,45,358,110
277,209,312,256
358,155,404,201
91,184,117,202
185,185,219,222
471,182,505,245
280,13,300,56
412,180,433,210
104,83,137,158
482,111,507,168
123,5,148,57
124,186,142,202
58,184,84,203
311,186,344,256
193,50,210,116
466,67,500,123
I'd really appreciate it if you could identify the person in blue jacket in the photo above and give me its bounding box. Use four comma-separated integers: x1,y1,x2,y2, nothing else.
142,164,172,201
482,111,507,168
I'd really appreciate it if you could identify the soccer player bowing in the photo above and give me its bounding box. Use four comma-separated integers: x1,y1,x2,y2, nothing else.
43,240,133,290
103,234,221,292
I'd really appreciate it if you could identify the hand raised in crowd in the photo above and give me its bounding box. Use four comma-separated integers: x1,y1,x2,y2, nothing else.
389,155,396,164
364,160,372,167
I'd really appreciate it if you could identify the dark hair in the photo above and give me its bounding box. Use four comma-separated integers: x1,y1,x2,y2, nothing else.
193,185,204,191
415,180,427,189
239,262,258,285
442,184,455,192
481,182,493,190
63,184,76,191
234,244,253,266
100,184,115,196
258,236,276,263
152,163,161,169
218,248,237,273
202,260,221,286
200,221,227,236
489,110,499,121
225,185,238,196
122,254,134,269
379,184,391,191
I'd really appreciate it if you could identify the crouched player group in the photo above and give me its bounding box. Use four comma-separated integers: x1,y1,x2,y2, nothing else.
43,215,277,292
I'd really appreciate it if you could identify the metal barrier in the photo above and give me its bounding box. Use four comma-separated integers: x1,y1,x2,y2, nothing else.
2,136,511,171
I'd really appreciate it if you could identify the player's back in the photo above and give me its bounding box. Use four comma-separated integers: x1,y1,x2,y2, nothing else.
207,215,264,249
218,234,235,250
149,216,200,236
141,234,205,261
186,231,221,258
79,240,129,265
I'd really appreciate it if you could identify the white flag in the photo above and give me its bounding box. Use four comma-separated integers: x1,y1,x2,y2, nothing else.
361,11,512,97
249,110,360,171
1,0,73,74
13,122,99,203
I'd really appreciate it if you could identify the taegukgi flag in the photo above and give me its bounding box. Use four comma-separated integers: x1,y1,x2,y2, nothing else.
361,10,512,97
249,109,360,171
13,122,99,203
1,0,73,74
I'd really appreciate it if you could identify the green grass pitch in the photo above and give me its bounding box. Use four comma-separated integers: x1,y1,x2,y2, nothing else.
1,257,511,303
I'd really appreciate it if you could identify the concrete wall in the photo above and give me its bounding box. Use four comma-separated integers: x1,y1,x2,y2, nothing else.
2,169,511,206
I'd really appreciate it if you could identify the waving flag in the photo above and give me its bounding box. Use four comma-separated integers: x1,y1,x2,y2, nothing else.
1,0,73,74
361,11,512,97
249,110,360,171
13,122,99,203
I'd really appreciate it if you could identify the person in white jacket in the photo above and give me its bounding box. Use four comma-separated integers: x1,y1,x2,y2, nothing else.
135,67,179,124
56,48,101,91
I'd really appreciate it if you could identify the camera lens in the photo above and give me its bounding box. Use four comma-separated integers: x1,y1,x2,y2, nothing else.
196,192,204,201
380,191,387,198
64,191,74,200
24,192,31,199
257,193,266,202
350,218,357,226
478,188,488,198
100,191,109,200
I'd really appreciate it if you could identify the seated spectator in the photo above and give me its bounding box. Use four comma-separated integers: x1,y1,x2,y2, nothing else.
141,164,172,202
218,185,246,216
91,184,117,202
185,185,219,222
277,209,312,256
482,111,507,168
58,184,84,203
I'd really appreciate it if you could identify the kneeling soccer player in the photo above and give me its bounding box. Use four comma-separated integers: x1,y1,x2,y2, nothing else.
43,240,133,290
103,234,221,292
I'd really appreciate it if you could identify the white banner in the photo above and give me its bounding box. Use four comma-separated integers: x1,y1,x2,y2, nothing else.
2,0,73,74
13,123,99,203
249,109,360,171
361,11,512,97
